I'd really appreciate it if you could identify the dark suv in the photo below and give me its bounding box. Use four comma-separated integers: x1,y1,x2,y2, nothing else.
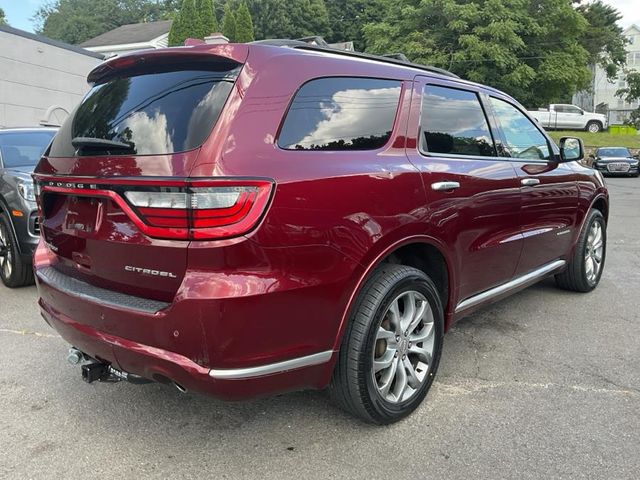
0,127,57,287
33,43,608,424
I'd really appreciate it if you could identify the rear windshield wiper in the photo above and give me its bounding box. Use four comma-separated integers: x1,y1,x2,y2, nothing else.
71,137,136,153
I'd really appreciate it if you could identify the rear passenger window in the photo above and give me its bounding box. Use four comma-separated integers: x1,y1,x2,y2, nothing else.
420,85,496,157
278,77,401,151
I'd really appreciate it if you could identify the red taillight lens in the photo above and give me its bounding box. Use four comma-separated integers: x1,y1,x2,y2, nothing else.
124,180,273,240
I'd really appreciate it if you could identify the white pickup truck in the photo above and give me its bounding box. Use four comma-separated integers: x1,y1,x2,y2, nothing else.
528,104,608,132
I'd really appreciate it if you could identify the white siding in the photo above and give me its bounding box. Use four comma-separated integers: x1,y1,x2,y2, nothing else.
0,29,102,128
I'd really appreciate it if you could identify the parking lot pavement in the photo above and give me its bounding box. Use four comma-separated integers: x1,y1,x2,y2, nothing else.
1,179,639,480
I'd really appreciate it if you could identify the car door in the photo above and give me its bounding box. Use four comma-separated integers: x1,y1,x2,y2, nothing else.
487,96,579,275
406,77,523,305
562,105,585,129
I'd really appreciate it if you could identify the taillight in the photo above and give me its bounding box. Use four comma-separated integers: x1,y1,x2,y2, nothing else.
36,177,273,241
124,181,273,240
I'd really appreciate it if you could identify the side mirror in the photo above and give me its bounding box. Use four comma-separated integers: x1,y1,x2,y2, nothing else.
559,137,584,162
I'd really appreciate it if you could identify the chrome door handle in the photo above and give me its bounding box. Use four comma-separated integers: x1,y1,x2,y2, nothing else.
521,178,541,186
431,181,460,191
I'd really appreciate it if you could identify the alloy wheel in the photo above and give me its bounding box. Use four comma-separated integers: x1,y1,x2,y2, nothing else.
0,222,12,280
372,290,435,403
585,220,604,284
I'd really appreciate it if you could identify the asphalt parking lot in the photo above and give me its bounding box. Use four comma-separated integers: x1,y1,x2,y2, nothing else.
1,179,639,479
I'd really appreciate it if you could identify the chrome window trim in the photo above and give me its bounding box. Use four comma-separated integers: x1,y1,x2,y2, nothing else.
455,259,566,313
209,350,335,380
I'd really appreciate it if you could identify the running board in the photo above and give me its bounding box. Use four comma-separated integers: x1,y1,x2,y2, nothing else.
455,260,566,313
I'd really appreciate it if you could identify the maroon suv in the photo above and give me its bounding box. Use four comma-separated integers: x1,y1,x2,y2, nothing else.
33,42,608,424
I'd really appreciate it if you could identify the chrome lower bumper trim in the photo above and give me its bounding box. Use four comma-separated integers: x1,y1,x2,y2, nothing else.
455,259,566,313
209,350,335,380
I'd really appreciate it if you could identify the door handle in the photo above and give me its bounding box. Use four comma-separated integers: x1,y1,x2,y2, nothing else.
431,181,460,191
521,178,541,186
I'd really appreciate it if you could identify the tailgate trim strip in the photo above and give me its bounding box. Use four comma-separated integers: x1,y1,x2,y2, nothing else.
36,266,169,314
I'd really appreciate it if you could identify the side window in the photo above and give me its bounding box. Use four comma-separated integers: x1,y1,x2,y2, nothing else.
278,77,402,151
420,85,496,157
489,97,551,160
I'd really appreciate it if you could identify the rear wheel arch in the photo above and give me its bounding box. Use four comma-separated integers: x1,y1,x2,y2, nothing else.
332,237,455,353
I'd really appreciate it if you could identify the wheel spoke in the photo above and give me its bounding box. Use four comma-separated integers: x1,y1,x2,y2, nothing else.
400,292,416,332
403,357,421,389
410,322,434,344
391,360,408,401
373,349,397,373
376,327,395,342
388,300,402,334
378,356,399,397
409,345,432,365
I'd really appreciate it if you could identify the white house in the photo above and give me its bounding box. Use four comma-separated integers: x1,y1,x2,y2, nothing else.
0,25,103,128
80,20,172,57
574,24,640,124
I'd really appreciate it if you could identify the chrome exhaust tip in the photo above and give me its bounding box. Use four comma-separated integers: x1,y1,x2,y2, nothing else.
173,382,187,393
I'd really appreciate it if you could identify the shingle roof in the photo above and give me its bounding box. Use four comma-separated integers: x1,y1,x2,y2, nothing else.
0,24,104,59
80,20,172,47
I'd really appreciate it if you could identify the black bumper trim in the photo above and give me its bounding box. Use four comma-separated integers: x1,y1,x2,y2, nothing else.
36,266,170,314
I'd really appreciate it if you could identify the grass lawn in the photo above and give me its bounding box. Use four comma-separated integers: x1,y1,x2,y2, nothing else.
547,130,640,149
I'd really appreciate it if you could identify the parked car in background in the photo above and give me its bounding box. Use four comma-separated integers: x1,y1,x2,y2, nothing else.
528,104,608,132
0,127,57,287
591,147,639,177
33,43,608,424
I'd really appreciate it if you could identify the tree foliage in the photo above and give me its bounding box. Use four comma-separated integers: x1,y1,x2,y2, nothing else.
0,7,7,26
363,0,599,107
34,0,179,45
577,0,627,80
198,0,219,38
221,3,237,42
617,71,640,128
235,2,255,42
325,0,388,50
168,0,200,45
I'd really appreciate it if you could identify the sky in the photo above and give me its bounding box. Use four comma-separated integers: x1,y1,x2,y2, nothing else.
1,0,639,35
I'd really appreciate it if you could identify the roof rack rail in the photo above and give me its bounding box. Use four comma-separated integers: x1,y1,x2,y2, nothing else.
294,45,459,78
250,39,458,79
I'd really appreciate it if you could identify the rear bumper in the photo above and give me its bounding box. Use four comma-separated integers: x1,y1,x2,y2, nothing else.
33,238,356,400
39,299,333,399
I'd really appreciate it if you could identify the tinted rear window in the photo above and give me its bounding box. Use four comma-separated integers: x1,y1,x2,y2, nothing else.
49,69,235,157
0,131,56,167
420,85,496,157
278,77,402,151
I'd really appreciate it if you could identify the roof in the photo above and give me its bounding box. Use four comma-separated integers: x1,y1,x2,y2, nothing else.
80,20,172,47
0,25,104,59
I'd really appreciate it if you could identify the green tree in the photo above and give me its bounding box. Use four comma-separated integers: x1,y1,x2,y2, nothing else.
325,0,388,49
577,1,628,80
167,12,183,46
168,0,199,45
221,3,236,41
197,0,218,37
616,71,640,128
244,0,291,40
34,0,179,45
286,0,330,39
363,0,596,107
0,7,8,26
235,1,254,42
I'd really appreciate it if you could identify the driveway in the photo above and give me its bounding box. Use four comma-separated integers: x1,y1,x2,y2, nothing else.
1,178,638,479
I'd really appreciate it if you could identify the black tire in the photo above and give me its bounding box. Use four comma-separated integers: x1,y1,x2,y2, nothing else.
555,209,606,292
0,214,34,288
585,121,603,133
329,264,444,424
